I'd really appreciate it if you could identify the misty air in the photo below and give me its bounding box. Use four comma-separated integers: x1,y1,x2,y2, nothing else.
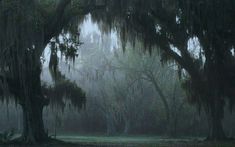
0,0,235,146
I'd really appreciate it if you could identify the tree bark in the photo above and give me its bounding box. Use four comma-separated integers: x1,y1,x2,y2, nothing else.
19,56,49,143
21,102,48,143
205,98,227,141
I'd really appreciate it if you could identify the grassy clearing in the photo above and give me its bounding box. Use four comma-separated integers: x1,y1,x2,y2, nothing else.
0,135,234,147
56,135,235,147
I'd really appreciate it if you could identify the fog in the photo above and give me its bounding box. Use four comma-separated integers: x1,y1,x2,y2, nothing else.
0,1,235,146
1,15,235,139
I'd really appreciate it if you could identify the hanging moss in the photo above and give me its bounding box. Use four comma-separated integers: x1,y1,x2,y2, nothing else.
0,0,87,111
89,0,235,109
42,79,86,112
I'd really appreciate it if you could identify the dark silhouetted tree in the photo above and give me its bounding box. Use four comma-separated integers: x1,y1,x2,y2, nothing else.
90,0,235,140
0,0,103,143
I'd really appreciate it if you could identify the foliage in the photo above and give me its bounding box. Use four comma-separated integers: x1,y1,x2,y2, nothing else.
88,0,235,139
0,0,234,141
67,33,194,135
0,0,93,142
90,0,235,107
43,79,86,112
0,0,89,110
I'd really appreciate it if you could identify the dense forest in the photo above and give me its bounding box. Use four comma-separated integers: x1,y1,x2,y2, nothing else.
0,0,235,146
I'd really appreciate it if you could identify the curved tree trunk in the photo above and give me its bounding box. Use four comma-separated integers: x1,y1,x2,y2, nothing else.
151,78,170,133
152,79,170,122
205,98,227,141
19,56,49,143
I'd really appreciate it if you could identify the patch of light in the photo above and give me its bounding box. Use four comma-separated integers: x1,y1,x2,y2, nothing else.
110,30,119,51
231,47,235,56
50,38,56,42
176,15,181,24
170,44,181,57
188,37,206,64
188,37,201,58
41,45,51,67
80,14,101,38
155,24,162,34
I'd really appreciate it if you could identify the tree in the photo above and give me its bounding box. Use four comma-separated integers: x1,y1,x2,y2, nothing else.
76,31,188,135
90,0,235,140
0,0,102,143
73,33,155,135
1,0,234,142
111,46,187,136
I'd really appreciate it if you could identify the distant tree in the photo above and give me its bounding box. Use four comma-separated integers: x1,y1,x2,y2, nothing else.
76,32,188,135
1,0,234,142
74,34,149,135
111,47,188,136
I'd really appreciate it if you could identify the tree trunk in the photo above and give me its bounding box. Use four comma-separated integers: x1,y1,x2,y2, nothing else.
21,101,48,143
206,98,227,141
123,119,130,135
106,113,116,135
151,78,171,134
152,79,170,123
19,57,49,143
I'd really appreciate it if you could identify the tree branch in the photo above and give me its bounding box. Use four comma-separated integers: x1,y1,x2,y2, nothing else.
44,0,72,43
44,0,106,44
150,7,201,80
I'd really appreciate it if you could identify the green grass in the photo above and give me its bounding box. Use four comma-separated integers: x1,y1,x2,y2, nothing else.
1,135,235,147
58,135,165,144
56,135,225,147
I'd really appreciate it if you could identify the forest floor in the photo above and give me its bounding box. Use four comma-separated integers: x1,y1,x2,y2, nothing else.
56,135,235,147
1,135,235,147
